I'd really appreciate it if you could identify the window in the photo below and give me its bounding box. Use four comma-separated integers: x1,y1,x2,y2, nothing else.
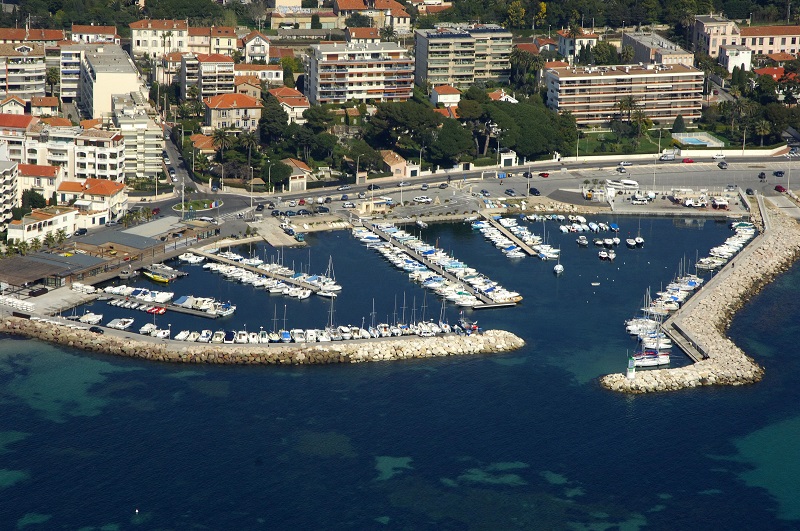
769,38,775,45
782,37,787,45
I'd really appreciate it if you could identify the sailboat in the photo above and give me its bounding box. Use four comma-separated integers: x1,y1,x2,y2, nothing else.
553,246,564,275
438,298,451,333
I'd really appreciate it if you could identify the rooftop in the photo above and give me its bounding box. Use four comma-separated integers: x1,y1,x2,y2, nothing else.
204,93,263,109
740,25,800,37
547,63,701,78
84,44,137,74
624,32,690,55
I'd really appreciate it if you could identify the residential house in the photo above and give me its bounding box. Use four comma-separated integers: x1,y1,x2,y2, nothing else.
430,85,461,107
190,133,216,162
380,149,408,177
154,51,187,86
556,28,599,62
7,205,78,243
693,14,740,58
0,43,47,101
270,10,341,31
17,163,63,204
753,66,795,82
281,157,310,192
415,25,512,88
235,76,262,100
0,159,17,231
241,31,270,63
0,27,65,46
409,0,452,15
270,47,296,63
57,177,127,227
129,19,189,57
720,45,752,73
30,97,59,117
79,44,143,119
234,63,283,85
306,41,414,104
204,93,263,132
188,26,237,56
0,96,25,115
267,87,310,124
740,25,800,56
488,89,518,103
333,0,411,33
544,63,703,126
71,24,119,44
345,27,381,44
767,52,796,64
535,36,557,52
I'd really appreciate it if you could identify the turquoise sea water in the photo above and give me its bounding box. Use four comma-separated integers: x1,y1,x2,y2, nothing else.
2,216,799,529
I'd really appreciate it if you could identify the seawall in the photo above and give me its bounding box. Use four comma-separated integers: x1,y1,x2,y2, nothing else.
0,317,525,365
600,206,800,393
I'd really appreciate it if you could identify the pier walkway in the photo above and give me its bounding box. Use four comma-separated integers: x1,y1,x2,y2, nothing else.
478,212,538,256
101,293,220,319
366,224,517,310
191,249,322,293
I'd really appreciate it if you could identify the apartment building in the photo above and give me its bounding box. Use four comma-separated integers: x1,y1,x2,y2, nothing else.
0,27,65,45
622,33,694,66
197,54,235,99
267,87,310,124
57,178,127,227
71,24,119,44
79,44,143,119
720,45,752,73
73,130,126,182
130,19,189,57
7,205,77,243
0,114,40,163
179,54,199,100
556,28,599,60
306,41,414,105
17,163,63,204
415,25,512,88
241,31,270,63
23,123,80,176
0,159,17,231
234,64,283,85
203,93,263,132
739,25,800,56
693,14,740,58
110,92,164,181
0,43,46,101
187,26,237,56
544,63,703,126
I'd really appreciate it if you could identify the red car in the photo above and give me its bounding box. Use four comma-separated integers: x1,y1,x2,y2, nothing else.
682,158,694,163
776,185,787,193
538,172,550,178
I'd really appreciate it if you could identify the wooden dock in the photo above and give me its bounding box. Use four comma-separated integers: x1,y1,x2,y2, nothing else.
191,250,322,293
101,293,221,319
479,212,538,256
367,224,517,310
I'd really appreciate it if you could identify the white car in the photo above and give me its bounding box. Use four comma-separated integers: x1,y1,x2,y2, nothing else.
712,154,725,160
342,201,355,208
619,161,633,166
413,196,432,204
398,181,411,187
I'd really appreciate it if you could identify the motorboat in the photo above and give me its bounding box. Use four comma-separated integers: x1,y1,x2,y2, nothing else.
337,325,352,340
139,323,156,335
268,331,281,343
248,332,260,344
79,312,103,324
306,329,318,342
626,238,637,248
279,330,292,343
553,263,564,275
258,330,270,343
576,235,589,247
598,250,609,260
633,350,670,367
151,329,170,339
235,331,249,344
317,329,332,342
198,330,213,342
187,331,201,342
223,331,236,344
174,330,191,341
211,330,226,343
290,329,307,342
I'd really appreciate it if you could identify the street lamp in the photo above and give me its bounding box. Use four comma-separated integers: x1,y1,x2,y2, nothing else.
355,154,362,184
267,161,274,193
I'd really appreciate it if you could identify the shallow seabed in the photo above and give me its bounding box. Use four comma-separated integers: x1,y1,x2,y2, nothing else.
2,216,799,529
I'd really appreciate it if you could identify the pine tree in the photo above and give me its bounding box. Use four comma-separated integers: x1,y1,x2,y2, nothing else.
672,114,687,133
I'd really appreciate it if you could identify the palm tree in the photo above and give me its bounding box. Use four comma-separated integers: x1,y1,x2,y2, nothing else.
238,131,259,172
43,232,56,248
510,48,535,86
212,128,233,164
55,229,67,245
632,108,651,138
380,26,396,42
755,119,771,146
29,237,42,253
617,95,639,123
46,67,59,97
16,240,29,256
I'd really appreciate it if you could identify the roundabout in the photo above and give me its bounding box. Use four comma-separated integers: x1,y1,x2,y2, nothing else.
172,199,224,213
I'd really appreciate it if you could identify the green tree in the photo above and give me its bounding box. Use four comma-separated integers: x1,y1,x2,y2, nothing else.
29,237,42,253
262,160,292,190
212,128,233,164
43,232,55,248
619,45,635,63
592,42,618,65
428,118,473,165
347,139,383,173
672,114,687,133
345,13,372,27
510,47,535,86
755,119,771,146
310,14,322,29
506,0,526,28
46,67,59,97
238,131,259,171
259,94,289,144
302,106,335,134
21,189,47,210
380,26,396,41
56,229,67,245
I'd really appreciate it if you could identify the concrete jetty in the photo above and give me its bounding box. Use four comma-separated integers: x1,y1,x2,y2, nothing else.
601,205,800,393
0,315,525,365
478,212,538,256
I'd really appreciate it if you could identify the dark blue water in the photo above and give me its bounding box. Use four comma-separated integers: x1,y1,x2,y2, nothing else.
2,216,799,529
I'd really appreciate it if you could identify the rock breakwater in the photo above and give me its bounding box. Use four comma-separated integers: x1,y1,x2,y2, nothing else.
601,208,800,394
0,316,525,365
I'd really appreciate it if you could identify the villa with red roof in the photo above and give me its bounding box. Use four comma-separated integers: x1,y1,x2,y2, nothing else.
30,97,59,117
345,27,381,44
0,96,25,115
242,31,270,63
130,19,189,57
430,85,461,107
71,24,119,45
334,0,411,33
18,163,64,203
57,178,128,228
0,28,66,45
556,28,598,60
267,87,310,125
203,93,263,132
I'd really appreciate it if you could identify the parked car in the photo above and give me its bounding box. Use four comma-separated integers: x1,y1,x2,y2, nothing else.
337,184,351,191
315,206,330,213
398,181,411,187
480,189,490,197
529,187,541,196
152,207,161,216
367,184,381,190
538,172,550,178
255,204,265,212
682,158,694,163
413,196,432,203
267,202,275,209
718,161,728,169
421,183,429,191
776,185,787,193
504,189,517,196
357,192,366,199
74,228,88,236
271,210,281,217
712,154,725,160
285,210,297,216
343,201,355,208
746,188,755,196
324,196,332,204
775,170,785,177
619,161,633,166
523,171,532,178
297,209,311,216
759,172,767,180
341,194,349,201
298,199,306,206
631,198,649,205
438,183,448,189
105,220,118,227
616,167,627,173
287,200,297,207
89,326,104,334
163,156,170,165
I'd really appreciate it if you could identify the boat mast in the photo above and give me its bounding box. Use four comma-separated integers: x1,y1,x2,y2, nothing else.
370,298,376,328
400,292,406,324
282,304,287,330
272,304,278,332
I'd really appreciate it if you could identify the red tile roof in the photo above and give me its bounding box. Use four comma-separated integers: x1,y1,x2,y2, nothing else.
242,30,269,43
59,178,124,196
0,28,65,41
433,84,461,95
204,93,263,109
0,114,38,129
129,19,188,31
741,25,800,37
196,53,234,63
72,24,117,35
515,43,540,54
31,96,59,107
80,118,102,130
268,87,303,98
425,5,452,13
270,47,295,60
767,52,796,62
57,181,83,193
19,163,58,178
754,66,797,81
189,26,236,37
235,75,261,87
42,117,73,127
0,96,24,107
545,60,569,68
282,157,311,172
268,87,310,108
346,27,380,40
190,134,215,151
556,28,599,39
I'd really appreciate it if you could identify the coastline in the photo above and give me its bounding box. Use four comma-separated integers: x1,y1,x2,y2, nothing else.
0,316,525,365
600,205,800,393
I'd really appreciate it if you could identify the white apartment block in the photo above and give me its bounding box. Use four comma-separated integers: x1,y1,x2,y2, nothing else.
0,114,39,163
306,41,414,105
24,123,81,178
73,130,126,182
739,25,800,56
179,54,199,100
7,205,77,243
0,159,17,232
196,54,235,99
414,25,512,88
0,43,46,101
79,44,144,119
556,28,599,61
544,63,703,126
71,24,119,44
693,14,740,58
130,19,189,57
111,92,164,181
188,26,237,56
242,31,270,63
622,33,694,66
720,45,752,73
